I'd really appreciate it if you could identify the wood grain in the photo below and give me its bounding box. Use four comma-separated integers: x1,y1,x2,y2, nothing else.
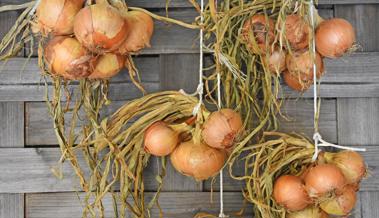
0,102,24,147
0,194,24,218
361,192,379,218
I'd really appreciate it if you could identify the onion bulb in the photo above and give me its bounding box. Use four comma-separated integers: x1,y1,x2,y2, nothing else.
265,49,287,75
44,36,92,80
36,0,85,36
118,11,154,54
144,121,179,157
286,51,324,80
286,206,328,218
170,141,226,181
320,185,357,216
304,164,346,197
88,54,125,79
316,18,356,58
202,109,243,149
324,151,366,184
242,14,275,54
283,71,312,92
273,175,312,211
284,15,311,51
74,3,129,53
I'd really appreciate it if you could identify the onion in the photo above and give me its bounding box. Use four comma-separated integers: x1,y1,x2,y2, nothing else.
74,3,129,53
202,109,243,149
265,49,287,75
286,51,324,80
242,14,275,54
144,121,179,157
286,206,328,218
170,141,226,181
283,71,312,92
273,175,312,211
320,185,357,216
88,54,125,79
118,11,154,54
284,15,311,51
36,0,85,36
324,151,366,184
44,36,92,80
304,164,347,197
316,18,356,58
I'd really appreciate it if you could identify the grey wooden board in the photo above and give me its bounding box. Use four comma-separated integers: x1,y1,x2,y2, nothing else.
26,192,251,218
0,102,24,147
0,194,24,218
361,192,379,218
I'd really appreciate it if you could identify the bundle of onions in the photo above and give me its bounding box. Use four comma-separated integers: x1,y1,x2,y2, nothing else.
284,15,311,51
286,51,324,80
304,164,346,197
118,11,154,54
36,0,85,36
273,175,312,211
316,18,356,58
143,121,179,157
88,54,125,79
201,109,243,149
286,206,328,218
283,71,312,92
264,48,287,75
44,36,92,80
241,14,275,54
323,151,366,184
320,185,357,216
170,141,226,181
74,3,129,53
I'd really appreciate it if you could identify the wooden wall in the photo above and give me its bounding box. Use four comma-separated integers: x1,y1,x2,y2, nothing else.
0,0,379,217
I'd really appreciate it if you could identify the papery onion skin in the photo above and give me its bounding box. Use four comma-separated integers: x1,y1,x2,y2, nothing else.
202,109,243,149
74,3,129,53
118,11,154,54
324,151,366,184
170,141,226,181
273,175,312,211
242,14,275,54
316,18,356,58
320,185,357,216
266,49,287,75
283,71,312,92
44,36,92,80
304,164,346,197
286,206,328,218
286,51,324,80
144,121,179,157
36,0,85,36
285,15,311,51
88,53,125,79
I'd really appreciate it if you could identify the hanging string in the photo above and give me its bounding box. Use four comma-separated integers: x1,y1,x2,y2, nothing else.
308,1,366,161
29,0,41,16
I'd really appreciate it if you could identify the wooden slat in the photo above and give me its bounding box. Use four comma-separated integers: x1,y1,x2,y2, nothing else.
0,102,24,147
361,192,379,218
0,194,24,218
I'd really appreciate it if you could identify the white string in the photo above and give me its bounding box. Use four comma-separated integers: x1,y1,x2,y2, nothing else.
309,1,366,161
29,0,41,16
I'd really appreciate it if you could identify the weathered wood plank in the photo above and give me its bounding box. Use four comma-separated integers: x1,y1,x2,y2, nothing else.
0,102,24,147
26,192,250,218
361,192,379,218
0,194,24,218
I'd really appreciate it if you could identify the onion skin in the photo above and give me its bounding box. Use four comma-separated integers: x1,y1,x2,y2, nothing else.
144,121,179,157
74,3,129,53
286,206,328,218
170,141,226,181
286,51,324,80
202,109,243,149
36,0,85,36
266,49,287,75
324,151,366,184
320,185,357,216
283,71,312,92
285,15,311,51
44,36,91,80
88,54,125,79
118,11,154,54
242,14,275,54
304,164,347,197
316,18,356,58
273,175,312,211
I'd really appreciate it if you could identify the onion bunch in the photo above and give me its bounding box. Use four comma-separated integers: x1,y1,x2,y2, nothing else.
242,14,275,54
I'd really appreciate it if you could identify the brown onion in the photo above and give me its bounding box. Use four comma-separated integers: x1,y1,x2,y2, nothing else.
286,206,328,218
170,141,226,181
202,109,243,149
44,36,92,80
320,185,357,216
144,121,179,157
118,11,154,54
284,15,311,51
304,164,346,197
36,0,85,36
88,54,125,79
242,14,275,54
273,175,312,211
283,71,312,92
265,49,287,75
74,3,129,53
316,18,356,58
286,51,324,80
324,151,366,184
